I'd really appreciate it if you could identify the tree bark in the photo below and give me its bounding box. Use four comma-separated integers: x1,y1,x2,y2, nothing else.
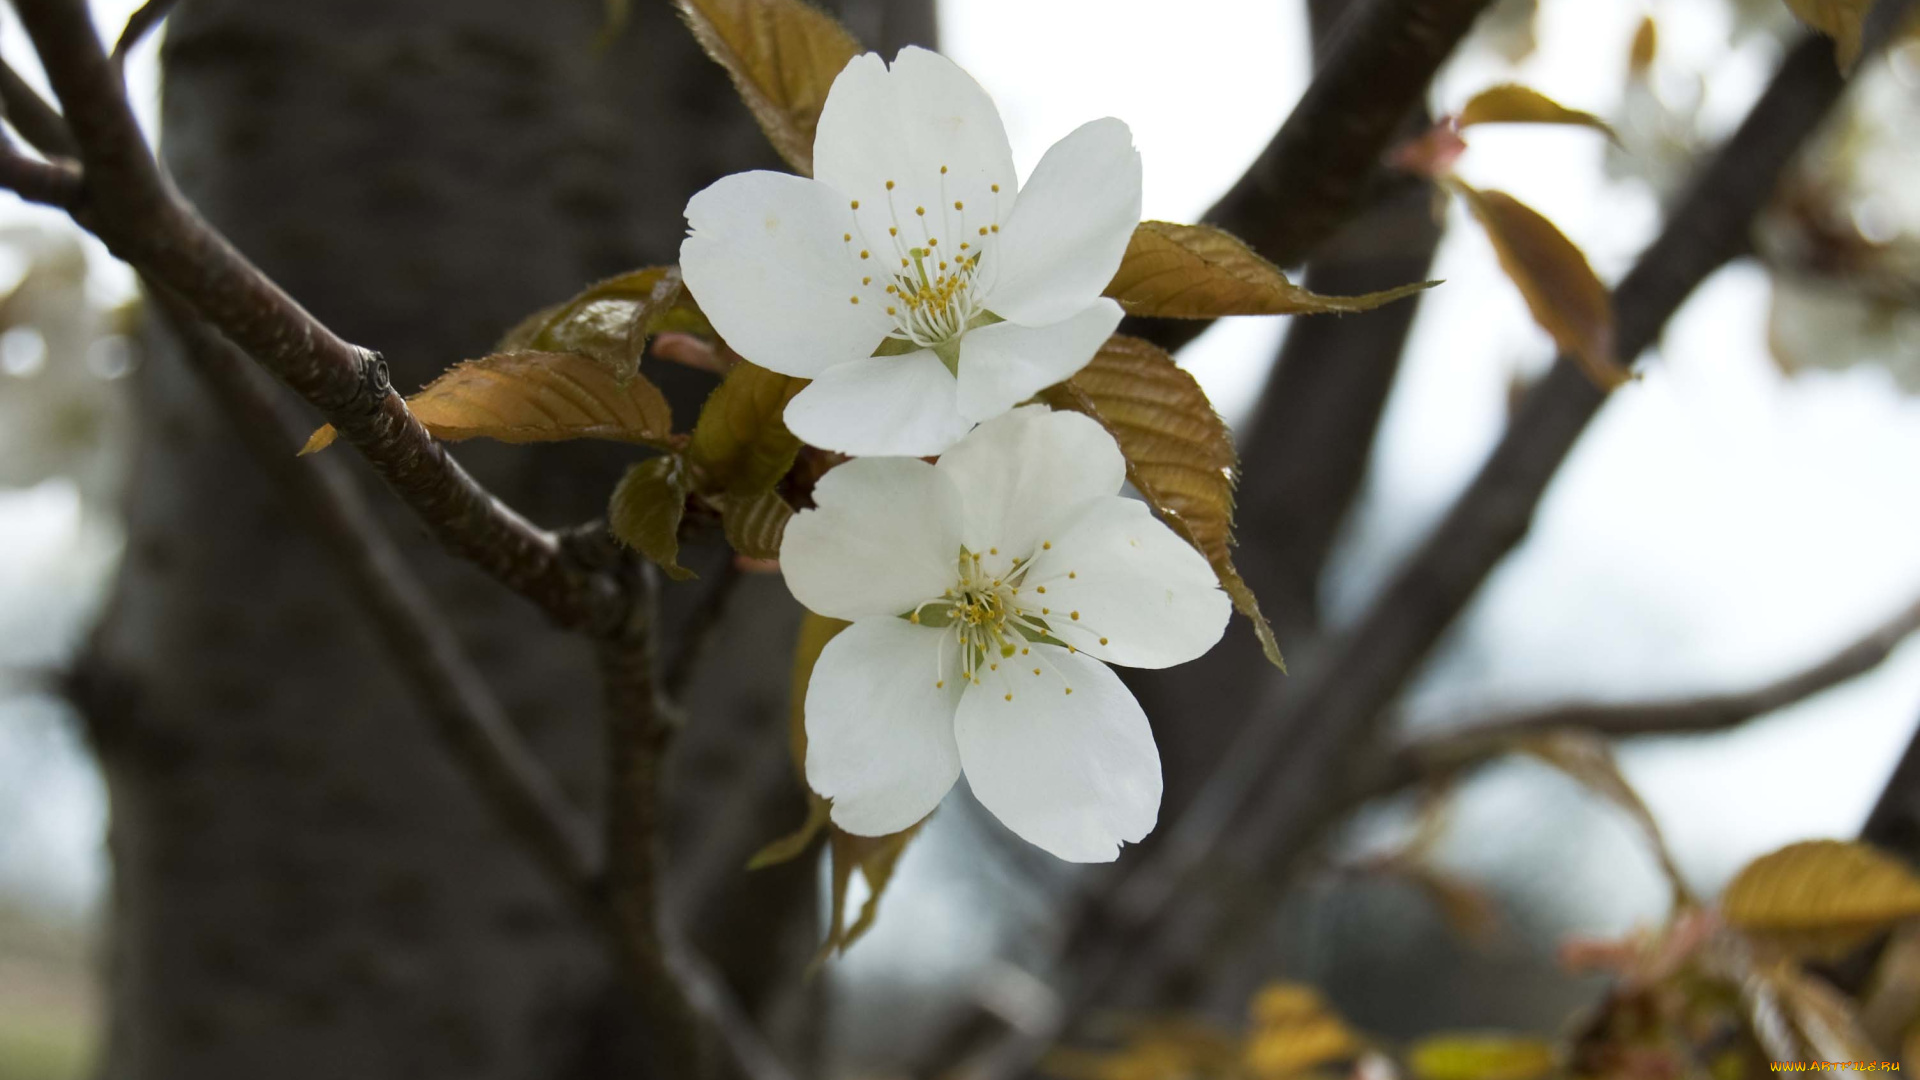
77,2,925,1077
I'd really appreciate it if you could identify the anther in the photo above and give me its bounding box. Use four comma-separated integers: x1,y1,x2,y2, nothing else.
916,206,926,216
862,276,871,285
849,296,860,304
889,227,898,236
1042,607,1050,615
954,200,964,210
860,250,870,259
1070,611,1080,620
979,227,989,236
960,243,970,250
887,306,897,315
850,200,860,209
928,238,938,246
989,547,998,555
1069,571,1077,579
1032,668,1041,675
910,611,920,624
941,165,949,174
991,183,1001,192
1042,541,1051,550
886,180,895,190
1036,586,1046,594
1099,637,1109,645
1064,687,1073,695
1021,647,1030,655
935,680,944,688
1005,693,1013,702
991,225,1000,233
843,232,852,242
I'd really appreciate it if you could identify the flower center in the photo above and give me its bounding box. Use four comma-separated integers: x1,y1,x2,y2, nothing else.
905,543,1101,702
840,167,1007,355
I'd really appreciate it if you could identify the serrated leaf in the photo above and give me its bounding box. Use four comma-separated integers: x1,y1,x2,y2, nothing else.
1043,335,1285,672
1245,983,1361,1078
722,487,794,559
1103,221,1437,319
687,360,807,494
1452,182,1625,391
676,0,860,176
1516,732,1691,906
1456,84,1621,144
301,351,673,454
497,266,702,379
1408,1036,1557,1080
609,455,696,581
1722,840,1920,956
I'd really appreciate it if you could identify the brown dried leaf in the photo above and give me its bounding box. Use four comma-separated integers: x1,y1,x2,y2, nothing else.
687,360,807,495
1456,84,1621,145
1103,221,1437,319
1453,182,1625,390
676,0,861,176
301,351,672,454
1722,839,1920,956
1043,335,1285,672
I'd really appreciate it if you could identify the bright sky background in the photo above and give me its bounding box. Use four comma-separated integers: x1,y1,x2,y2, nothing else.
1,0,1918,975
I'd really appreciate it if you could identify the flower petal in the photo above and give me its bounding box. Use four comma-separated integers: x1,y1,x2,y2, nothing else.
681,170,893,377
955,646,1160,862
780,456,963,619
814,47,1018,267
1017,497,1230,670
982,118,1142,327
935,406,1125,558
955,299,1122,422
806,618,965,836
784,350,976,456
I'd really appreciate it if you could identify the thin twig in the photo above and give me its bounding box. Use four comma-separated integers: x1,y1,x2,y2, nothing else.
0,56,78,158
110,0,178,68
0,146,79,207
1358,591,1920,805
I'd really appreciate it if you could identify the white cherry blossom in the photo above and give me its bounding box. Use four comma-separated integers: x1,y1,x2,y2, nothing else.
779,408,1230,862
680,47,1141,457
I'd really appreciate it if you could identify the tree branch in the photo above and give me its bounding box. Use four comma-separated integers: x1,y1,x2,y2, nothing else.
1359,591,1920,805
4,0,628,635
0,145,79,206
0,55,78,158
1129,0,1494,353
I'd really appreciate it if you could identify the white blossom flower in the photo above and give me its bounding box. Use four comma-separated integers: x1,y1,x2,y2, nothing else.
779,407,1230,862
680,47,1141,457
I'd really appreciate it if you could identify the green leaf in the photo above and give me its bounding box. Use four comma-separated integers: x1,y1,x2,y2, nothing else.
1451,182,1625,391
1043,335,1286,673
1455,84,1621,145
722,487,794,560
1103,221,1438,319
609,455,696,581
687,360,807,495
676,0,861,176
301,351,673,454
497,266,704,379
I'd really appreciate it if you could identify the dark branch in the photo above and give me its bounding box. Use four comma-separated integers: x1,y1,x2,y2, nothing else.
1129,0,1494,353
0,56,78,158
666,557,745,700
1360,592,1920,805
110,0,178,67
0,146,79,207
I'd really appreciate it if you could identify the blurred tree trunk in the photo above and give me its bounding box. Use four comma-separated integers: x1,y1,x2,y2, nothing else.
77,3,928,1078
